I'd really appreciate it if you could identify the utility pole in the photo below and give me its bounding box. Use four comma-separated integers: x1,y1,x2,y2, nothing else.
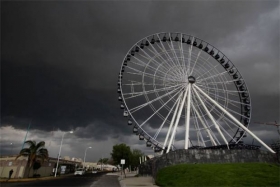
22,120,32,149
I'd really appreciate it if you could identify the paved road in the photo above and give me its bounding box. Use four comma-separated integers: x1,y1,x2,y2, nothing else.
0,172,120,187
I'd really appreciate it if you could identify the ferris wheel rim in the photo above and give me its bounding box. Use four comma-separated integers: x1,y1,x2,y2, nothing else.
118,32,253,151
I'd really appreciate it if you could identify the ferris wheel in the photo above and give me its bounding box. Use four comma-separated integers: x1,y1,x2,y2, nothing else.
117,32,275,154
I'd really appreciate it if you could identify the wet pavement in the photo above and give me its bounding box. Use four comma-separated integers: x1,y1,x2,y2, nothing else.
0,171,157,187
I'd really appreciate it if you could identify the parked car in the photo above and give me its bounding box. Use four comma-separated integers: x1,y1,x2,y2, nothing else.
92,170,97,174
74,168,85,176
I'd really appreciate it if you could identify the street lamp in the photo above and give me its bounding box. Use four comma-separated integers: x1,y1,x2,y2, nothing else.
54,130,73,177
10,143,13,155
83,146,92,169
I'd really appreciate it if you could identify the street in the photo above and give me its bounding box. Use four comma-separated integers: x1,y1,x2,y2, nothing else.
0,172,107,187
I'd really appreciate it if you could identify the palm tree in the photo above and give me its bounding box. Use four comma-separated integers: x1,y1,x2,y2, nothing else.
16,140,49,177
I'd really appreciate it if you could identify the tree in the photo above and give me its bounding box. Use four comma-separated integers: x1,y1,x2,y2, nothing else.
130,149,144,169
107,157,115,165
33,161,41,176
111,143,132,168
16,140,49,177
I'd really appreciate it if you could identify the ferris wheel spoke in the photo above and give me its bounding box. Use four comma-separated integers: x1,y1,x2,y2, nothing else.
189,50,202,76
144,42,177,72
135,44,165,67
155,34,185,76
123,84,179,96
197,70,229,83
123,85,181,101
139,87,184,128
222,115,244,133
191,98,217,146
198,90,245,109
130,58,170,77
197,92,249,134
215,120,236,143
195,63,223,80
197,84,247,94
203,104,238,141
187,36,195,76
163,65,185,82
125,65,167,80
135,45,180,79
203,100,238,134
166,33,186,77
123,82,172,86
129,85,184,113
198,87,242,102
221,119,238,141
194,84,275,153
155,34,179,68
179,33,187,79
129,56,148,67
153,62,184,84
190,107,206,147
193,86,229,148
125,71,171,83
198,78,241,86
197,85,240,102
125,68,180,84
192,91,222,145
137,49,177,76
197,91,250,120
153,95,181,140
152,43,181,75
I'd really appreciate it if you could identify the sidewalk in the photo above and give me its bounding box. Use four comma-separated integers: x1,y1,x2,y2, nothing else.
117,172,159,187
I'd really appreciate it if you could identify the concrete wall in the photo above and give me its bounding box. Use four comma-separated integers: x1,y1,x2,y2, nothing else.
26,160,54,177
0,156,28,178
139,149,280,177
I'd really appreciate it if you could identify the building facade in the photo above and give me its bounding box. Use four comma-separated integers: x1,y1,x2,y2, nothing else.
0,155,82,179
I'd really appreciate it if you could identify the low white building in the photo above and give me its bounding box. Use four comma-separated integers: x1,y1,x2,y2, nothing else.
0,155,82,179
96,163,117,171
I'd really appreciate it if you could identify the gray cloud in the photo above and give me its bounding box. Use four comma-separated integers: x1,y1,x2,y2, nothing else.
1,1,279,159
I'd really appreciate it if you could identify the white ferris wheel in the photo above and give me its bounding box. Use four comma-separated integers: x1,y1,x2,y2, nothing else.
117,32,275,154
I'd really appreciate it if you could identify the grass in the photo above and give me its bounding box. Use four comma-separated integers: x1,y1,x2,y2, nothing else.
155,163,280,187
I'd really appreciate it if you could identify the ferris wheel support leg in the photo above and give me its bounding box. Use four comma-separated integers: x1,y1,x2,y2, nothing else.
161,94,182,155
193,87,229,149
167,86,189,153
185,84,192,149
193,84,276,153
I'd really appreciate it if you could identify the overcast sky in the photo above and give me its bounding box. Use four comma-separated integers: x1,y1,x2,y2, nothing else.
1,1,279,162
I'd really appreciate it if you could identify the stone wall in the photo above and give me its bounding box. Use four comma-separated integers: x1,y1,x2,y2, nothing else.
139,149,280,177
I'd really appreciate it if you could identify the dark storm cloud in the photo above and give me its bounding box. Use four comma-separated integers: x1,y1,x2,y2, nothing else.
1,0,279,157
1,2,128,134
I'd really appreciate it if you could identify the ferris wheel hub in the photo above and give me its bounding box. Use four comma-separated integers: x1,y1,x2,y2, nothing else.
188,76,196,84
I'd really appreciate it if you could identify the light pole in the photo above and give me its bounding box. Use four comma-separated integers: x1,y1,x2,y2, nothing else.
54,131,73,177
83,147,92,169
10,143,13,155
